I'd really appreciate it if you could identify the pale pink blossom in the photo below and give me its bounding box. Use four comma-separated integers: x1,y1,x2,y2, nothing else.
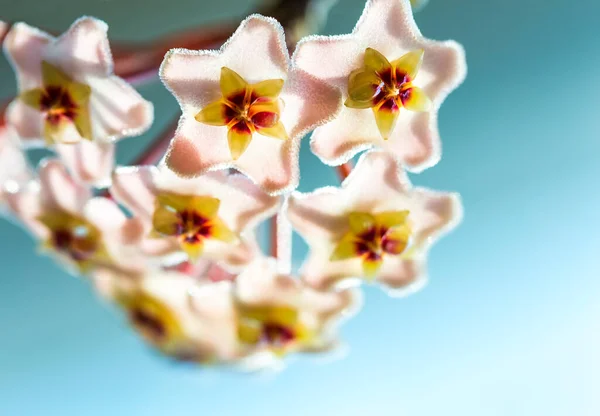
293,0,466,171
234,257,360,363
160,14,342,195
94,267,241,363
110,165,279,269
287,150,462,296
3,17,153,185
4,159,145,276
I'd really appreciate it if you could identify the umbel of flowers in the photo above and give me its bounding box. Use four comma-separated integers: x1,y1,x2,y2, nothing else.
0,0,465,370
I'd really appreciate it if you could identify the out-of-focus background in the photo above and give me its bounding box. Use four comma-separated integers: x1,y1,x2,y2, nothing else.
1,0,599,414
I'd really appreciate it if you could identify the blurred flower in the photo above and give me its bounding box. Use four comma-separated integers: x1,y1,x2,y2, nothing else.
160,14,341,194
234,257,360,361
293,0,466,171
94,267,241,363
0,126,32,211
4,159,144,275
3,17,153,185
110,165,279,268
287,150,462,296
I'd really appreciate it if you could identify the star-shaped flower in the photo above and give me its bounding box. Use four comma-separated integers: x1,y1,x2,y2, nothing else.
110,165,279,268
287,150,462,296
3,17,153,176
159,14,342,194
4,159,144,275
0,126,32,211
234,257,360,361
94,268,241,363
292,0,466,171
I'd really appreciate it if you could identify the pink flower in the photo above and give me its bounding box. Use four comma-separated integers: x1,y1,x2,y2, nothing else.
3,17,153,184
234,257,360,362
159,14,342,195
93,268,241,363
293,0,466,171
110,165,279,269
287,150,462,296
4,159,145,275
0,126,32,210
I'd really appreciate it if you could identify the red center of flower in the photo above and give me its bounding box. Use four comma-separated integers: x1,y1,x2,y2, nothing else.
354,226,403,261
130,308,167,341
52,228,97,262
40,86,78,125
372,68,414,109
261,322,296,347
175,210,213,243
225,92,279,133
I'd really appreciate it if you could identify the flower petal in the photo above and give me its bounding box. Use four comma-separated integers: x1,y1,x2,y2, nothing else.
86,76,154,142
391,49,424,81
38,159,91,213
347,68,381,104
256,121,288,140
73,104,93,140
227,121,253,160
3,22,51,90
373,97,400,140
401,86,432,112
362,255,383,277
41,60,72,86
181,239,205,262
152,205,180,236
19,88,43,109
209,217,237,243
194,100,231,126
348,212,375,234
54,140,114,187
220,67,248,98
44,17,113,76
252,78,284,99
363,47,391,73
330,237,357,261
110,166,158,223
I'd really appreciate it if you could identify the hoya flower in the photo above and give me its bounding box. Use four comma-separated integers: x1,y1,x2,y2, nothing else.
4,159,144,275
110,165,279,268
94,268,241,363
235,257,359,359
3,17,153,146
160,14,341,194
287,150,462,296
293,0,466,171
0,126,32,210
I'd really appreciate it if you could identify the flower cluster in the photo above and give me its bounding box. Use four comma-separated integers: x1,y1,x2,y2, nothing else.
0,0,465,370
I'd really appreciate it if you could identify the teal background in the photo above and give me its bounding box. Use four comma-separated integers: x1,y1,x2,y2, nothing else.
1,0,599,414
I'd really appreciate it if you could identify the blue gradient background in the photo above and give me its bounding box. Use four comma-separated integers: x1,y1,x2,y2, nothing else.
1,0,599,414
